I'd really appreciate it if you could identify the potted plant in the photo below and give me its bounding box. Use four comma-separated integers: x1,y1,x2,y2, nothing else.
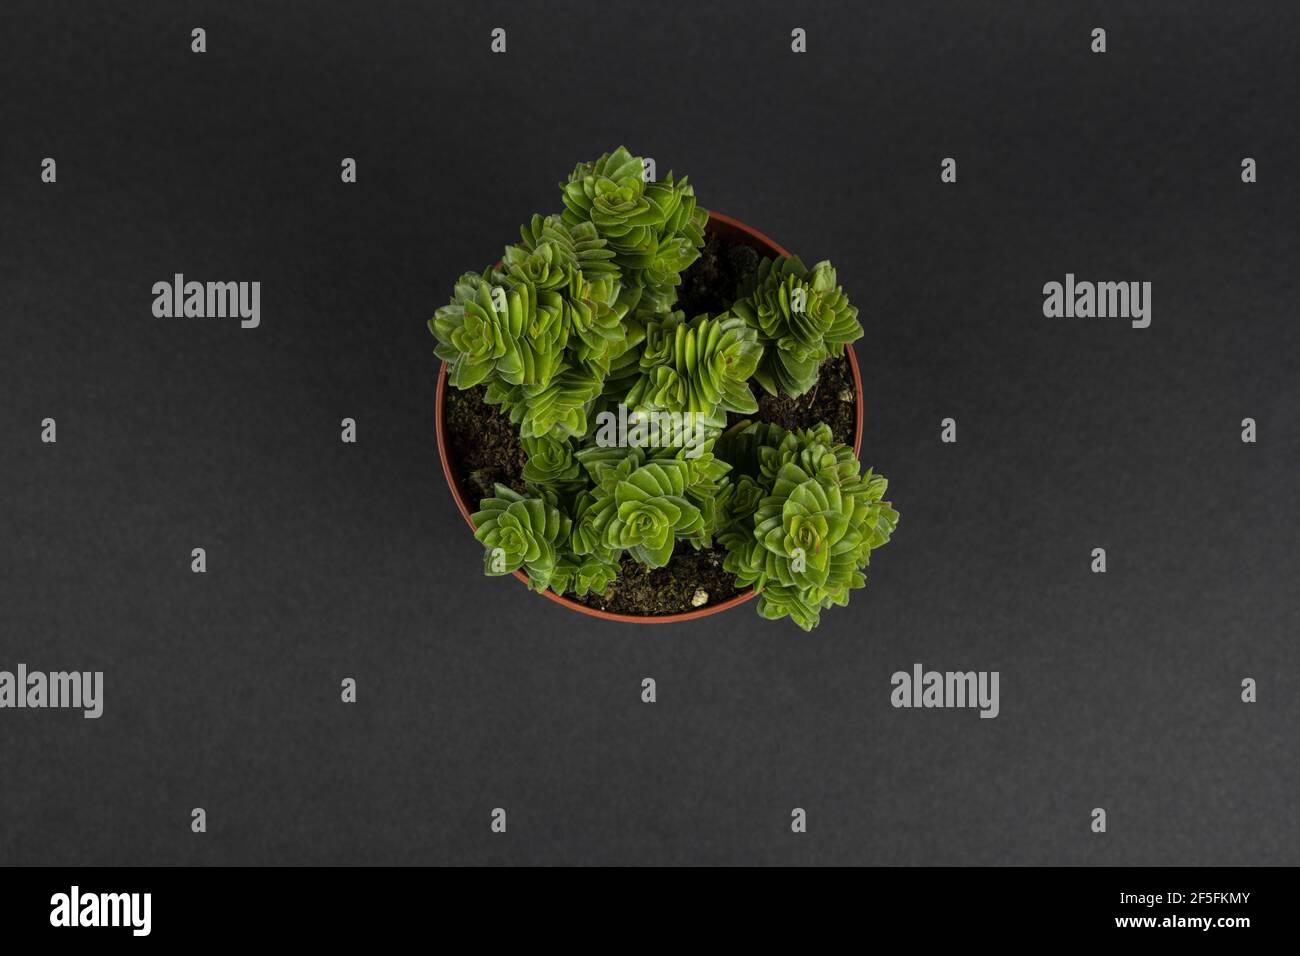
431,147,898,629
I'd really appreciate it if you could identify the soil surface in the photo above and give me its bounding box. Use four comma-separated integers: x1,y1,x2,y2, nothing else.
439,233,859,617
571,550,743,616
442,384,528,502
730,352,858,448
674,230,761,318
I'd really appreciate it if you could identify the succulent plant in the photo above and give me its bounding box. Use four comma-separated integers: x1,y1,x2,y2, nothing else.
587,454,704,568
561,146,706,312
719,423,897,631
647,435,731,545
755,421,864,489
435,148,898,628
725,473,765,528
714,420,790,479
513,213,620,283
549,551,621,599
472,485,572,592
563,271,634,369
731,256,863,397
565,489,613,556
624,311,763,426
485,364,604,440
560,147,650,237
431,270,566,391
521,434,580,486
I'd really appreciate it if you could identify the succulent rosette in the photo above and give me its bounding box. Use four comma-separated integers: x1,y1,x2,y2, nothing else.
757,422,861,488
521,435,581,486
561,146,706,311
515,214,620,281
499,236,572,291
590,458,704,568
565,490,610,556
431,270,566,391
731,256,863,397
625,311,762,426
472,486,572,591
549,552,621,599
486,364,605,440
564,272,632,367
719,423,898,631
648,435,731,544
725,473,765,527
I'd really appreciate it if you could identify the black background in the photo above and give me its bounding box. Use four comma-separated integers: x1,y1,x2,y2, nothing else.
1,0,1296,866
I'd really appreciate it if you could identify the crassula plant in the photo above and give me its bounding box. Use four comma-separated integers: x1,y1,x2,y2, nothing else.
432,147,898,629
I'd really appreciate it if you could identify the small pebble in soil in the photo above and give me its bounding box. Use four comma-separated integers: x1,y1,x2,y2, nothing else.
691,588,709,607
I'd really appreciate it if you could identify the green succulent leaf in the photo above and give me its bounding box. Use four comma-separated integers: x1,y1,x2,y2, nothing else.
574,443,646,490
565,490,610,557
725,473,765,527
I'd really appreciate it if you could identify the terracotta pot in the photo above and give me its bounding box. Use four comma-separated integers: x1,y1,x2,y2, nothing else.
435,210,865,623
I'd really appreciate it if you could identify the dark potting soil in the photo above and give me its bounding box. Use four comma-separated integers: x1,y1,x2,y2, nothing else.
731,352,858,448
438,232,859,617
674,230,761,318
442,384,528,502
574,549,743,617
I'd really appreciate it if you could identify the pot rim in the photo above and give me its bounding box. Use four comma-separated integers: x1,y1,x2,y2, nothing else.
434,210,865,624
